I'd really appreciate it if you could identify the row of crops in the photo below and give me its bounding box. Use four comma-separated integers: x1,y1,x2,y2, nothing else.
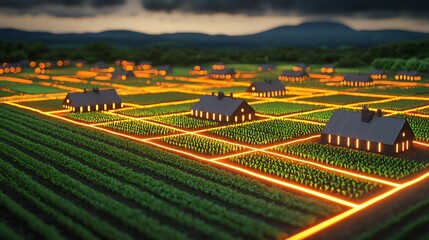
251,102,324,116
151,115,218,129
291,108,354,123
274,143,427,180
160,134,244,155
0,105,342,239
116,103,193,117
102,120,177,136
300,94,386,105
230,153,382,199
416,107,429,114
209,119,323,145
65,112,126,123
367,99,429,111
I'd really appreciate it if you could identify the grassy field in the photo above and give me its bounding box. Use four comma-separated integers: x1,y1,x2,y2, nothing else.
121,92,200,105
300,94,386,105
18,99,64,111
0,104,342,240
0,82,66,94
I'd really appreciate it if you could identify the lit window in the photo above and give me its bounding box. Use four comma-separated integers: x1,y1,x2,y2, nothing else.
402,142,405,151
378,143,381,153
337,136,340,145
242,115,245,122
104,104,107,110
66,99,70,103
96,105,99,111
251,87,255,91
241,108,244,113
212,113,215,120
219,114,222,121
406,140,409,150
396,143,399,153
356,139,359,149
88,106,90,111
80,106,83,112
402,132,405,137
347,137,350,147
191,109,194,115
206,112,209,119
112,103,116,109
328,134,331,143
235,116,238,122
367,141,370,151
248,114,252,120
226,116,229,122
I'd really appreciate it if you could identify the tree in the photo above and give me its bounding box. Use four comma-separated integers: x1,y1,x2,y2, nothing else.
390,59,406,71
405,58,420,71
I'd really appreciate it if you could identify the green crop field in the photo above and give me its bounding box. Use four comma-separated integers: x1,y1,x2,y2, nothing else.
18,99,64,111
0,104,343,240
121,92,200,105
65,112,127,123
252,102,325,115
151,114,218,129
300,94,387,105
116,103,193,117
367,99,429,110
291,108,355,123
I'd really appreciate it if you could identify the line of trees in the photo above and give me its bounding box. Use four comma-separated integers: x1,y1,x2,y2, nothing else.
1,40,428,71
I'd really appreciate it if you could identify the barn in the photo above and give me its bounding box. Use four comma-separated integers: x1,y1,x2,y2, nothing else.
155,65,173,76
247,79,286,97
320,64,335,74
208,68,238,80
63,88,123,113
191,91,255,123
90,61,114,73
257,63,275,72
189,65,208,76
321,107,415,155
278,70,309,81
212,62,226,70
394,71,422,81
137,61,152,70
111,69,134,81
369,69,387,79
341,73,374,87
292,63,310,72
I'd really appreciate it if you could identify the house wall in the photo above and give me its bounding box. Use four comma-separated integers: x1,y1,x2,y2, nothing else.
248,89,286,97
64,102,123,113
191,102,255,123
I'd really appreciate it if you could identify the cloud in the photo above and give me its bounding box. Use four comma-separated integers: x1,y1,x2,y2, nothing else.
0,0,428,19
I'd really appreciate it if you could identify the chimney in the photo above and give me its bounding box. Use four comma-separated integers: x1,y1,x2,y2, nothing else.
230,93,233,98
376,108,382,117
212,92,215,96
92,87,96,92
361,106,374,123
83,88,86,93
217,91,224,99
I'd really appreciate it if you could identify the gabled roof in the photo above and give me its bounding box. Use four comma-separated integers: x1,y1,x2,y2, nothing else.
191,94,251,116
248,80,285,92
209,68,236,75
343,73,372,82
368,69,386,75
280,70,309,77
65,89,122,107
396,70,420,76
322,110,409,145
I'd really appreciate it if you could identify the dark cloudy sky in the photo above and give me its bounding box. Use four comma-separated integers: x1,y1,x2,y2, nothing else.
0,0,428,34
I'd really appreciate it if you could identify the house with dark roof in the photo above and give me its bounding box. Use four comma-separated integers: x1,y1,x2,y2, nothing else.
247,79,286,97
208,68,238,80
278,70,309,81
394,71,422,81
90,61,114,73
191,91,255,123
341,73,374,87
155,65,173,76
111,69,134,81
138,61,152,70
63,88,123,113
321,107,415,155
257,63,275,72
369,69,387,79
189,65,208,76
320,64,335,74
292,63,310,72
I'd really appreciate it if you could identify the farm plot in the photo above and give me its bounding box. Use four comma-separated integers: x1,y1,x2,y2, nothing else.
0,104,343,239
230,153,382,199
274,143,428,180
18,99,63,111
415,107,429,115
251,102,325,116
116,103,193,117
121,92,200,105
159,134,243,155
151,115,218,129
291,108,357,123
399,114,429,141
102,120,177,136
209,119,323,145
300,94,386,105
65,112,126,123
367,99,429,110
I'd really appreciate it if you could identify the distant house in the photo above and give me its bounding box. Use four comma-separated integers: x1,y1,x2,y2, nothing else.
212,62,226,70
189,65,208,76
394,71,422,81
2,62,23,74
369,69,387,80
155,65,173,76
320,64,335,74
292,63,310,72
191,91,255,123
91,61,114,73
75,60,86,68
257,63,275,72
208,68,238,80
247,79,286,97
278,70,309,81
137,61,152,70
321,107,415,154
111,69,134,81
63,88,123,113
341,73,374,87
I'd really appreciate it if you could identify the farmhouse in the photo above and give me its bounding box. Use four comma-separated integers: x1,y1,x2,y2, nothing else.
75,60,86,68
111,69,134,81
138,61,152,70
394,71,422,81
191,91,255,123
63,88,123,113
90,61,114,73
278,70,309,81
257,63,275,72
155,65,173,76
341,73,374,87
369,69,387,79
292,63,310,72
247,79,286,97
320,64,335,74
321,107,415,155
208,68,238,80
189,65,208,76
